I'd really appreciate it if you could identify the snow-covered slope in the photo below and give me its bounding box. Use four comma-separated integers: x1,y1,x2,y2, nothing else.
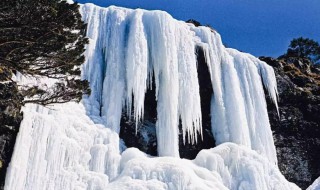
4,3,299,190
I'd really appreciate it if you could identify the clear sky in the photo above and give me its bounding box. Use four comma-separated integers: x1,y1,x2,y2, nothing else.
76,0,320,57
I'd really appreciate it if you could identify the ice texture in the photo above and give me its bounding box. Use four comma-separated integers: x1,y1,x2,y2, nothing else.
80,4,204,157
80,4,278,161
4,105,298,190
4,103,299,190
4,103,121,190
4,3,298,190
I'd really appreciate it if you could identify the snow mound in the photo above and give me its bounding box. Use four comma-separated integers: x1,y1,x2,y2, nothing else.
111,143,299,190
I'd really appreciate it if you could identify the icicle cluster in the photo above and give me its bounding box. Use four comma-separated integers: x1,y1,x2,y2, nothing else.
80,4,278,162
81,5,203,157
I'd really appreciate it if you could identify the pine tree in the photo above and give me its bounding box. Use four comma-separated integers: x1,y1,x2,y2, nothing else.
0,0,90,105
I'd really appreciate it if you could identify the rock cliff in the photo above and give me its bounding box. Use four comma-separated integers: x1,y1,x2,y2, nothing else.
261,57,320,189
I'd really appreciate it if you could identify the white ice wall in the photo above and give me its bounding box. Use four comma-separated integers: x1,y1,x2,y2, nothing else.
80,4,278,162
4,103,121,190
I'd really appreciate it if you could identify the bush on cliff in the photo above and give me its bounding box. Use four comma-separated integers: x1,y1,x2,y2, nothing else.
0,0,90,105
281,37,320,64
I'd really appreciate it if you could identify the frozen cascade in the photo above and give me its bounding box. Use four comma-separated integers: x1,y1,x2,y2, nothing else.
81,4,203,157
4,3,298,190
80,4,278,161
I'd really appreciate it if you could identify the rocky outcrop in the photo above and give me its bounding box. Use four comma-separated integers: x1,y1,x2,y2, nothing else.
0,68,23,189
261,57,320,189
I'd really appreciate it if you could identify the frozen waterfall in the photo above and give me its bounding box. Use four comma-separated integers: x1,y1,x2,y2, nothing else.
80,4,278,161
4,3,298,190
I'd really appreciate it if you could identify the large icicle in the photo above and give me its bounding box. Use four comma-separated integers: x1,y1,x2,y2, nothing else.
143,11,181,157
227,49,278,164
176,22,203,145
125,10,148,130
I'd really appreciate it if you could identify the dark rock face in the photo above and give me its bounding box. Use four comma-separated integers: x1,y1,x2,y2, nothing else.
120,79,158,156
261,57,320,189
0,81,23,189
179,46,215,159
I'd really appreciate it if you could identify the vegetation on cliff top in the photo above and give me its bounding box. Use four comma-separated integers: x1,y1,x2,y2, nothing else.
281,37,320,64
0,0,90,105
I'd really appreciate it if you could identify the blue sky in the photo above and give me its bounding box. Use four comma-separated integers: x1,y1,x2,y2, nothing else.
77,0,320,57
